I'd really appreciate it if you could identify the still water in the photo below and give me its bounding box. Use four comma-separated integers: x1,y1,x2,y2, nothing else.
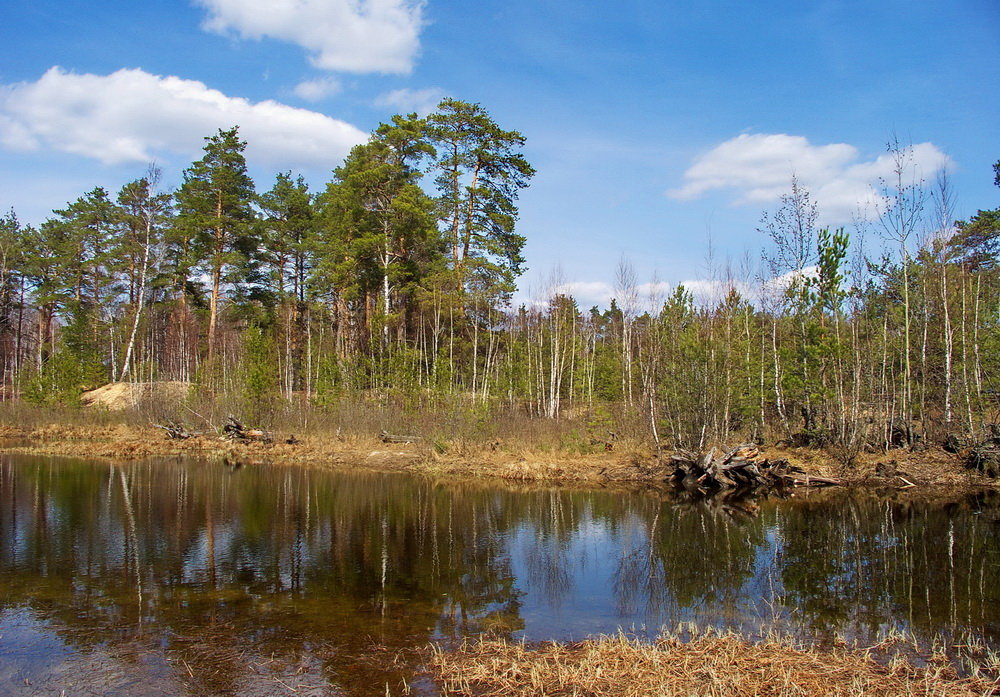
0,454,997,695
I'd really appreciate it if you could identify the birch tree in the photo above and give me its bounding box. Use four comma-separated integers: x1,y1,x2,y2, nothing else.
115,170,171,381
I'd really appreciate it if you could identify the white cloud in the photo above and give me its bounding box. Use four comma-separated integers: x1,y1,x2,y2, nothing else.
536,280,675,310
675,267,820,308
196,0,424,74
0,67,367,168
374,87,445,116
675,278,734,306
636,281,673,302
523,272,822,311
669,133,952,225
292,77,341,102
553,281,613,308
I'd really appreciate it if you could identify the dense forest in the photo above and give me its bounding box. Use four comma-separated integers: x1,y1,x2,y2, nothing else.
0,99,997,459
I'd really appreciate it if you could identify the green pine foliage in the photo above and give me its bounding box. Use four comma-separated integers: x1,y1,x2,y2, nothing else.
2,108,997,459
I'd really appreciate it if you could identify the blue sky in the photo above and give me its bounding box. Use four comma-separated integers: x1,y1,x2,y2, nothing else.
2,0,997,307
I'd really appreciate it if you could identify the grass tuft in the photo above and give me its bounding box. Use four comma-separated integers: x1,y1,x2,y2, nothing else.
429,630,999,697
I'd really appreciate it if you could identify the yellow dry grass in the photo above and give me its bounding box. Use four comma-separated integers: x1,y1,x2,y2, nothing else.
430,631,999,697
1,401,996,488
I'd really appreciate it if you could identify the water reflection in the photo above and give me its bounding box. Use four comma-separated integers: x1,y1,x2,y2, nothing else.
0,455,997,695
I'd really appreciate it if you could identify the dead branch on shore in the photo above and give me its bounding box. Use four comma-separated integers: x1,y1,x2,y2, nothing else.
151,420,199,440
380,430,421,444
668,443,841,491
966,425,1000,477
223,415,273,444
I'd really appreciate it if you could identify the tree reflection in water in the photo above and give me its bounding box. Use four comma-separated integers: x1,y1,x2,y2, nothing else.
0,455,997,696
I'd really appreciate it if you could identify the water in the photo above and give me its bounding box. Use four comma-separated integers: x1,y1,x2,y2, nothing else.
0,454,997,695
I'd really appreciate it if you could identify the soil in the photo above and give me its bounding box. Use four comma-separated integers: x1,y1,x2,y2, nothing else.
0,421,996,491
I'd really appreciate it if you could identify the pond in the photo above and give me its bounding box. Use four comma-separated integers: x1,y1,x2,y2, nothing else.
0,454,997,695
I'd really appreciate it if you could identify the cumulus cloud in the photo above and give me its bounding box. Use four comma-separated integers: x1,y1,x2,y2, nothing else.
552,281,613,308
292,76,342,102
678,267,819,307
196,0,424,74
674,278,735,306
528,280,675,310
374,87,445,116
0,67,367,168
669,133,952,225
523,271,824,311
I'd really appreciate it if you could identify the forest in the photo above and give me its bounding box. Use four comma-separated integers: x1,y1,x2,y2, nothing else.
0,99,997,461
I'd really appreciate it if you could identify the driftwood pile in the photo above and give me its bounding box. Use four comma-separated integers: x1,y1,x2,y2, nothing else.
223,416,273,444
944,426,1000,478
967,430,1000,478
152,420,199,440
668,443,841,491
152,416,274,443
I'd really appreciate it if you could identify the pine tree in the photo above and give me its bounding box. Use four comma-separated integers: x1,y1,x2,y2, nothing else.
259,172,316,393
0,210,26,382
427,99,534,300
317,115,437,349
175,127,257,363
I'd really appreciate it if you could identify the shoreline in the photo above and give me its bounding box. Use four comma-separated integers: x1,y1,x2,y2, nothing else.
0,421,995,491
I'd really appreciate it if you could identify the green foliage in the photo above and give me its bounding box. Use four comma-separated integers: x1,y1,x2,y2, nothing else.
240,324,278,421
315,117,438,339
948,209,999,272
60,302,107,390
174,127,258,353
0,210,26,346
259,171,315,305
313,353,343,407
21,350,91,406
7,118,1000,457
808,228,849,312
115,174,172,301
427,99,535,299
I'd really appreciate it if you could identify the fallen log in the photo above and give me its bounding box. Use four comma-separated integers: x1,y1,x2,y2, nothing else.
774,473,842,488
152,421,198,440
223,416,273,444
380,430,421,444
666,443,842,491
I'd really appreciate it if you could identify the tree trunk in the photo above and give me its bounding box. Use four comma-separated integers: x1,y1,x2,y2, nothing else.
119,210,152,382
208,261,220,364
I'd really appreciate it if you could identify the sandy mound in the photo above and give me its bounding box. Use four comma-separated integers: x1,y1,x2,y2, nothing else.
80,382,190,410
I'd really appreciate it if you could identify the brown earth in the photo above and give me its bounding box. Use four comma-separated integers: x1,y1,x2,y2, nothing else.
0,420,995,490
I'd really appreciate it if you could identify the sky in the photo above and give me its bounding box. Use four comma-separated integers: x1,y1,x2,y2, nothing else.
1,0,997,308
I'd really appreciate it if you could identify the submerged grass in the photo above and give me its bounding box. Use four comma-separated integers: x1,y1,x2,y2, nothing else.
429,629,1000,697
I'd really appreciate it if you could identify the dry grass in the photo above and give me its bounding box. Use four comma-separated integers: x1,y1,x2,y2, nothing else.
1,394,995,488
429,630,1000,697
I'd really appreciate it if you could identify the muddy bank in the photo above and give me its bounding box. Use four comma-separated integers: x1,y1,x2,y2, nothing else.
0,421,995,489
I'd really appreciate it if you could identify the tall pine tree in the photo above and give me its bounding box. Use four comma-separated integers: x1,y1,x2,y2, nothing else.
175,127,256,363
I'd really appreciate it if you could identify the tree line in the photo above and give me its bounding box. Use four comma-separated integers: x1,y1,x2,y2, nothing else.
0,103,996,456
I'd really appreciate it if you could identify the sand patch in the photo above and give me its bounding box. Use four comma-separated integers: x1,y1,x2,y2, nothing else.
80,382,190,410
